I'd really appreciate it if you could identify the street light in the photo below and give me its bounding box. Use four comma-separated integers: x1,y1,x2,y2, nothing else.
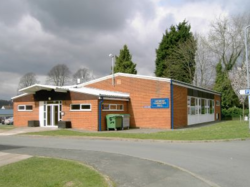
245,25,250,130
109,54,115,86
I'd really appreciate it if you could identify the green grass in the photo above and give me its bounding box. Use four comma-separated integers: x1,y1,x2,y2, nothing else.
0,125,15,130
27,121,250,141
0,157,111,187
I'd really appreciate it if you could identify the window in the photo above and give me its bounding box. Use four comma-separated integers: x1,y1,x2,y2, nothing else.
102,104,124,111
187,97,191,115
201,99,205,114
18,105,33,111
216,100,220,106
70,104,91,111
191,98,195,115
210,100,214,114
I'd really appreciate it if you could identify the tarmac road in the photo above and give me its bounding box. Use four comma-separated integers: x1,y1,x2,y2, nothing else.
0,135,249,187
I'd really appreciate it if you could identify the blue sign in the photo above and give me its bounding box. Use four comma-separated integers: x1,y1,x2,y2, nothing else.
151,98,169,109
246,90,250,94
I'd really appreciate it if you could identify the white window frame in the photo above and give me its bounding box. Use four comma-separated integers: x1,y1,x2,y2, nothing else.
18,105,33,111
102,104,124,111
70,104,92,111
216,100,220,106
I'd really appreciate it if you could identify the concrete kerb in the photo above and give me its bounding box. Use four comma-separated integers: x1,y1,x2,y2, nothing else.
20,134,250,143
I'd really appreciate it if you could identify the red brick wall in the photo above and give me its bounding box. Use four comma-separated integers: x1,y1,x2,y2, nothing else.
13,95,38,127
214,95,221,120
85,76,171,129
173,85,188,128
62,92,98,131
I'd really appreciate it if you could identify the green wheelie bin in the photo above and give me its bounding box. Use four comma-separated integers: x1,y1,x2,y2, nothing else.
106,114,123,131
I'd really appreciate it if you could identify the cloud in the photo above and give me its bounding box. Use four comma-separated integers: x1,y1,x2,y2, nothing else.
0,0,249,99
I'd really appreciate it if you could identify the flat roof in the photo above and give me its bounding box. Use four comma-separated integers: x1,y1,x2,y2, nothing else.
79,73,221,96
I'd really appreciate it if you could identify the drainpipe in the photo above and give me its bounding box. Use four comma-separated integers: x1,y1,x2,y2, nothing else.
98,96,104,131
170,80,174,129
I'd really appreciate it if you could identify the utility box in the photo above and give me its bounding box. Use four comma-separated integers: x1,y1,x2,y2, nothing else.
106,114,123,130
28,120,40,127
58,121,72,128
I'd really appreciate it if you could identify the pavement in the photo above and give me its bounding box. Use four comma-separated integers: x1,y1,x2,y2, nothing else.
0,126,58,136
0,152,32,167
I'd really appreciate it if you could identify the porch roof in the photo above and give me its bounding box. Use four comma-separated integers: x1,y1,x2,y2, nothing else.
16,84,130,99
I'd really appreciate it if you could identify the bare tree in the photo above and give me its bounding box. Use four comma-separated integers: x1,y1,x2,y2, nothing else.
47,64,71,86
207,14,249,73
193,34,216,88
18,72,38,90
72,68,95,84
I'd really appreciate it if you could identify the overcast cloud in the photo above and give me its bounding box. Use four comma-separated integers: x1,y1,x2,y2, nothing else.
0,0,249,100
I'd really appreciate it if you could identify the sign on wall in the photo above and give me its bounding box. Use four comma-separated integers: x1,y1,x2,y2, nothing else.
151,98,169,109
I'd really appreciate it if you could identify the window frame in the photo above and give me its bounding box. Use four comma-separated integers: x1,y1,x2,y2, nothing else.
102,104,124,111
70,104,92,111
18,105,33,111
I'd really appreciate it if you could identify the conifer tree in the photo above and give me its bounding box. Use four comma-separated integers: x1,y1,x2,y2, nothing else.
114,45,137,74
213,62,239,108
155,20,196,83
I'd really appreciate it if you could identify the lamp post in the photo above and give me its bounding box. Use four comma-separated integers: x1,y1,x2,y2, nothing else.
245,25,250,129
109,54,115,86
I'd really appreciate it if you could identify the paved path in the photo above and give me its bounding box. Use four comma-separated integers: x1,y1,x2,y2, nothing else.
0,152,32,167
1,136,249,187
0,127,57,136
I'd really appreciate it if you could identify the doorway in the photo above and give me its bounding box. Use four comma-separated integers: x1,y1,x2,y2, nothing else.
44,101,62,127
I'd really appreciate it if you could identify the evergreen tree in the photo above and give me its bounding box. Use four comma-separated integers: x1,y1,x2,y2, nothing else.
114,45,137,74
155,20,196,83
213,62,239,108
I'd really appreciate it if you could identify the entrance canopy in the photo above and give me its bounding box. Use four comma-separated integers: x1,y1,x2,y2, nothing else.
15,84,130,101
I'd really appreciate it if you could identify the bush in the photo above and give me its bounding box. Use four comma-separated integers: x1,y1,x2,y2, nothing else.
222,107,249,120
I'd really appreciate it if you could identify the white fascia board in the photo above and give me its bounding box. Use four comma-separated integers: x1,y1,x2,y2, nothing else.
19,84,56,93
77,73,171,87
11,93,30,100
69,87,129,98
172,81,221,96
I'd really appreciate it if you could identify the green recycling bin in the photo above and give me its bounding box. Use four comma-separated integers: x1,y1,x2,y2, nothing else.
106,114,123,130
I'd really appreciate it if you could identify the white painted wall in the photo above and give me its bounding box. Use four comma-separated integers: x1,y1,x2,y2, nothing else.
39,101,44,127
188,114,214,125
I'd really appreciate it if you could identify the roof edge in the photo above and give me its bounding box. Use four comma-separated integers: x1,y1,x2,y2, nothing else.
172,80,221,95
78,73,171,87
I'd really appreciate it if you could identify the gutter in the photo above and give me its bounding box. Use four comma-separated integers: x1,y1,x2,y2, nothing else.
171,80,174,129
98,96,104,131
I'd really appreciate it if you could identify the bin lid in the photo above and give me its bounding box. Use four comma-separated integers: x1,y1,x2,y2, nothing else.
106,114,123,118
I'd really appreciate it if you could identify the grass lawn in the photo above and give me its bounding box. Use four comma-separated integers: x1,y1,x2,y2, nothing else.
0,125,15,130
27,120,250,141
0,157,111,187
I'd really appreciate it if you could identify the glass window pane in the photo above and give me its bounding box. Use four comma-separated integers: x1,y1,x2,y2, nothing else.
71,104,80,110
26,105,33,110
191,98,195,115
201,99,205,114
81,105,91,110
110,105,117,110
117,105,123,110
102,104,109,110
18,106,25,110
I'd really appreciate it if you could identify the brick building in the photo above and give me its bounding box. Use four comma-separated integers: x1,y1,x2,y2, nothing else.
12,73,221,131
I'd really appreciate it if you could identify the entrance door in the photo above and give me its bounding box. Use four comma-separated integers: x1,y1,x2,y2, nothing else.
44,101,62,127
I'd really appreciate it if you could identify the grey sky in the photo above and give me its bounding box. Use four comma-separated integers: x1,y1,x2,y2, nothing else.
0,0,249,100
